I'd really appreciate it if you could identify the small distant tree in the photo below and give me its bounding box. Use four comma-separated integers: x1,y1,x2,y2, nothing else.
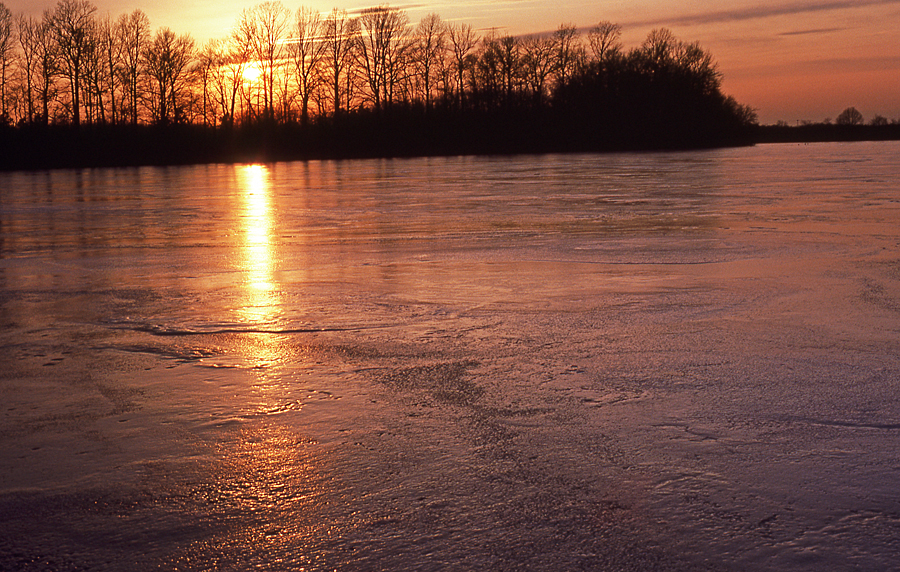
835,106,863,125
870,114,888,126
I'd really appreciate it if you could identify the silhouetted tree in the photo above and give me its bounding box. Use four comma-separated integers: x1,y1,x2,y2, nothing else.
447,22,477,108
641,28,677,68
521,33,555,106
553,27,755,149
15,12,39,123
552,24,581,87
0,2,13,121
49,0,97,127
587,21,621,62
358,5,410,110
836,106,863,125
0,4,771,166
473,32,524,109
95,14,122,124
289,6,326,124
18,13,58,124
199,37,243,125
236,1,289,122
143,27,194,124
117,9,149,124
323,8,357,116
411,13,446,110
196,39,221,126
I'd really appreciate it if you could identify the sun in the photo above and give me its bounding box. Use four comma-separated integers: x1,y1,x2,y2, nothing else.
242,62,262,83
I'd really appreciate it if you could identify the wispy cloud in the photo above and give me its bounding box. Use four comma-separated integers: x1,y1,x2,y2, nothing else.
624,0,900,28
778,27,845,36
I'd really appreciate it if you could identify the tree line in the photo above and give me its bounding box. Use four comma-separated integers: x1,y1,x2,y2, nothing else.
0,0,759,168
757,107,900,145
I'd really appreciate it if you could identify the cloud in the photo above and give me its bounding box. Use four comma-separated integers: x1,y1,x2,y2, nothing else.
624,0,900,28
778,27,845,36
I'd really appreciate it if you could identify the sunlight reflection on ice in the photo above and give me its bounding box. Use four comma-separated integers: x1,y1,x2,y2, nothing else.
240,164,280,325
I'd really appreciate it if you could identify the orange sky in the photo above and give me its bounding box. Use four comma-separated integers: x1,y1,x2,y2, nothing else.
7,0,900,124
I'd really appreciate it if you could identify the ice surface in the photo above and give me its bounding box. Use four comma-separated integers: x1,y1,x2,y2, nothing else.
1,143,900,570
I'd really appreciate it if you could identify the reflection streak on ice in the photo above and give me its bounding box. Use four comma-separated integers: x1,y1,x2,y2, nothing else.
240,164,279,325
237,164,286,378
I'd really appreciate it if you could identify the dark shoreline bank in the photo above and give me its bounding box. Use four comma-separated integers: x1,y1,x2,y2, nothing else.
2,120,896,172
755,123,900,144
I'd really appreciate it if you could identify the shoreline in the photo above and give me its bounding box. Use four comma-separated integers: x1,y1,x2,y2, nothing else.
1,122,897,172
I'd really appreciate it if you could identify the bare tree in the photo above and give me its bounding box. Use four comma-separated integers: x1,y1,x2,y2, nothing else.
674,40,721,94
642,28,677,67
836,106,863,125
474,32,500,102
0,2,14,121
521,34,554,105
143,27,195,124
288,6,326,124
19,12,58,124
80,16,101,124
587,21,621,62
116,9,149,124
273,51,294,121
474,32,523,107
236,1,289,122
447,22,477,107
227,38,251,124
552,24,581,87
411,13,446,109
95,13,122,124
16,14,38,122
358,5,410,110
196,38,222,125
49,0,97,126
232,9,260,121
199,37,244,125
497,35,521,103
323,8,357,116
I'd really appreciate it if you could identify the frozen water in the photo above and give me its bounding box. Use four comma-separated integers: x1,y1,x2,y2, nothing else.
1,142,900,570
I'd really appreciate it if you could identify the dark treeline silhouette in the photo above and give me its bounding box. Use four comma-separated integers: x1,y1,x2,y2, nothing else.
0,1,760,170
756,107,900,144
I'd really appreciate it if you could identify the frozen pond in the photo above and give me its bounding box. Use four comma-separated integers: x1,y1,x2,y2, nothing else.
2,142,900,570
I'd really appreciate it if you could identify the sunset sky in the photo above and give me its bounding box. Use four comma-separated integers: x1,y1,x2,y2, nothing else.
7,0,899,124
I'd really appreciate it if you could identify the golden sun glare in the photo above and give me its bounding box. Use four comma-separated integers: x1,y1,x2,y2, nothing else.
242,63,262,84
239,164,279,325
